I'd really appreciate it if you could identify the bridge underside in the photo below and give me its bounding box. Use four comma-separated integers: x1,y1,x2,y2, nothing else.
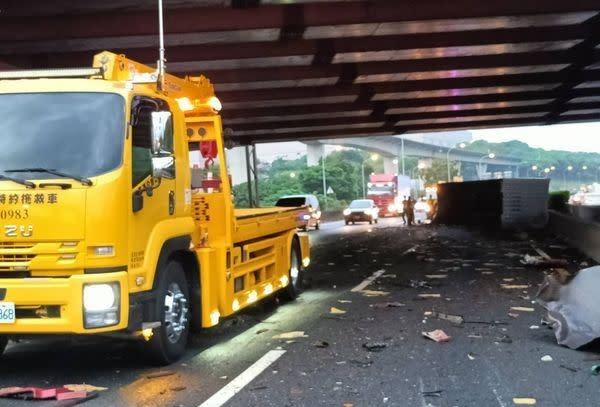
1,0,599,145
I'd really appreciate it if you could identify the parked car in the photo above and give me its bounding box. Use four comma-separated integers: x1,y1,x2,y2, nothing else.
343,199,379,225
275,194,322,230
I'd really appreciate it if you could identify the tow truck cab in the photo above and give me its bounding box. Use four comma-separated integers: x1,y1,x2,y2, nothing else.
0,52,309,364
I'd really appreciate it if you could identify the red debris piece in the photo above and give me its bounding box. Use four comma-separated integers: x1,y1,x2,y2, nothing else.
0,386,87,400
422,329,452,343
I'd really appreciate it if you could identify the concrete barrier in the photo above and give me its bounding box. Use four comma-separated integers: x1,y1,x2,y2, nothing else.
569,204,600,223
549,210,600,262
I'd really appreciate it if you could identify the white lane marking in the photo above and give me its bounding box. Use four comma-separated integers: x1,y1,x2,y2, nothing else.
492,388,508,407
351,269,386,292
199,349,286,407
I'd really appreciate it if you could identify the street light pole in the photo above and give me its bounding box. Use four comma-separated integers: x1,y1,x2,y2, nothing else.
477,153,495,180
361,161,366,198
321,154,327,210
446,142,466,182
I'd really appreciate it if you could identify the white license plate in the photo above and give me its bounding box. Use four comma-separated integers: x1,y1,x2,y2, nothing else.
0,302,15,324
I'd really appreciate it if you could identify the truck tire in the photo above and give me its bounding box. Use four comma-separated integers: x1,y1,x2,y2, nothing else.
145,261,190,365
0,336,7,357
315,221,320,230
280,239,303,301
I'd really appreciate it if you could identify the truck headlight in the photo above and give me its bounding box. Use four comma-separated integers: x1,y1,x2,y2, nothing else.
343,209,351,216
302,214,311,220
83,283,120,328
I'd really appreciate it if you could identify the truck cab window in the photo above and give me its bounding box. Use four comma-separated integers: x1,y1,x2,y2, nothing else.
131,97,174,186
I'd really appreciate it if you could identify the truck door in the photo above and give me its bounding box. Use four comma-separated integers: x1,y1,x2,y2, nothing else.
129,96,177,279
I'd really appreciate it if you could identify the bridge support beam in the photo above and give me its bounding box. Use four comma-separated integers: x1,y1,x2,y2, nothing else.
306,143,324,167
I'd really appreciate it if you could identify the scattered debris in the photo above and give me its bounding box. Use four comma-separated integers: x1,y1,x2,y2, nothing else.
381,274,396,278
508,313,519,319
330,307,346,315
559,364,578,373
530,325,540,330
502,278,515,282
510,307,535,312
481,271,495,275
513,397,537,405
312,340,329,348
422,329,451,343
272,331,308,339
418,294,441,299
467,353,476,360
468,334,482,339
256,329,269,335
497,335,513,344
349,359,374,367
370,302,405,309
425,274,448,279
591,365,600,376
521,254,568,267
64,385,107,393
338,300,352,304
360,290,390,297
362,342,387,352
421,390,443,397
501,284,529,289
170,386,186,392
541,355,553,362
430,311,464,325
0,387,88,401
537,266,600,349
146,371,176,379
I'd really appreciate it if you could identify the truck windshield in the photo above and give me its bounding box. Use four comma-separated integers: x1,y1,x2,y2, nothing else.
0,92,125,179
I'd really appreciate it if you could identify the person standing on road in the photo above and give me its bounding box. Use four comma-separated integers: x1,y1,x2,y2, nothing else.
401,196,408,225
427,195,436,221
406,196,415,226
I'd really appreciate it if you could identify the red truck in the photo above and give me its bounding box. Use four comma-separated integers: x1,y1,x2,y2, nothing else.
367,174,399,217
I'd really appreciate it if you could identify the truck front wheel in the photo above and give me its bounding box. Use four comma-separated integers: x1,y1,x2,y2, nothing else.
280,239,303,301
145,261,190,365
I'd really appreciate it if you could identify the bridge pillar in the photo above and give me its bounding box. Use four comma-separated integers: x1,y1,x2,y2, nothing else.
477,163,488,180
383,156,397,174
225,146,248,186
306,143,324,166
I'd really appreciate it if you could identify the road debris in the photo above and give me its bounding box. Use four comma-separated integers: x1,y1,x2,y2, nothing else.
370,302,405,309
530,325,540,330
255,329,269,335
425,274,448,279
312,340,329,348
541,355,553,362
170,386,186,392
501,284,530,289
338,299,352,303
591,365,600,376
430,311,464,324
360,290,390,297
0,387,88,401
513,397,537,405
559,364,578,373
145,371,176,379
521,254,568,267
418,294,441,299
467,353,476,360
422,329,451,343
421,390,443,397
330,307,346,315
537,266,600,349
272,331,308,339
508,313,519,318
362,342,387,352
510,307,535,312
64,385,107,393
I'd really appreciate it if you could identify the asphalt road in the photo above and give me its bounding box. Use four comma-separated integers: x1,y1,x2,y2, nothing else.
1,218,599,407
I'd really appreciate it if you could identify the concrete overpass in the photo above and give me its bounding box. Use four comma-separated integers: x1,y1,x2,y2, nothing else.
305,136,522,177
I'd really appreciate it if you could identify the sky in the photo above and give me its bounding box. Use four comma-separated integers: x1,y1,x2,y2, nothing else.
471,122,600,153
255,121,600,162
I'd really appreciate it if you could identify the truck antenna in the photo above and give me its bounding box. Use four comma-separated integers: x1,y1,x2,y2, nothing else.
157,0,166,91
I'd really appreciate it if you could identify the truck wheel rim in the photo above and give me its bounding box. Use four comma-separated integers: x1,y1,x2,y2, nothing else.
164,282,189,344
290,250,299,287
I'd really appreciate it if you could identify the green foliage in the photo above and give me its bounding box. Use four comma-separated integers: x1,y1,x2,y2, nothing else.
421,159,457,185
548,190,570,213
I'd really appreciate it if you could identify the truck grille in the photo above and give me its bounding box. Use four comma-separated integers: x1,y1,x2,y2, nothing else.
0,242,34,249
0,254,36,262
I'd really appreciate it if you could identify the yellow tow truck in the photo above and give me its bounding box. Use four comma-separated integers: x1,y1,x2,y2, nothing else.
0,52,309,364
